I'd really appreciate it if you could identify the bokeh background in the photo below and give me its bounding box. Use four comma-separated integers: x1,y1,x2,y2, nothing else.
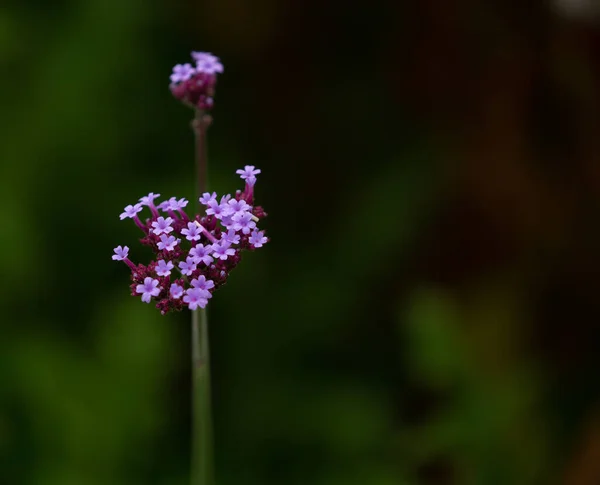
3,1,600,484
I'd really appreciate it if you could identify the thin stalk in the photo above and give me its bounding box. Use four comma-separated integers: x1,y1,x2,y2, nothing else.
191,110,214,485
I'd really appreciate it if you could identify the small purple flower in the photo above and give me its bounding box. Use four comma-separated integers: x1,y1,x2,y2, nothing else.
170,63,195,83
212,240,236,261
179,257,197,276
183,287,209,310
139,192,161,217
166,197,189,211
157,234,180,251
191,52,224,74
236,165,261,181
205,199,227,219
249,229,268,248
112,245,129,261
223,229,240,245
156,259,174,276
220,194,232,205
189,244,214,266
181,221,202,241
170,283,184,299
136,277,161,303
232,211,256,235
151,216,174,235
191,275,215,291
120,203,143,220
220,213,235,229
139,193,161,207
227,198,251,215
199,192,217,205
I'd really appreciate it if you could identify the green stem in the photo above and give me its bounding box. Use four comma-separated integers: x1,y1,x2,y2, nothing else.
191,110,214,485
191,308,213,485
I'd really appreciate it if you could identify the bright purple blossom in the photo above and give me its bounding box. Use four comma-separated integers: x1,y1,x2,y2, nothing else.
170,283,184,299
156,259,174,276
205,199,227,219
139,192,161,217
136,277,161,303
181,221,202,241
191,275,215,291
199,192,217,205
192,52,224,74
120,203,143,220
249,230,268,248
166,197,189,211
112,245,129,260
183,287,209,310
227,198,250,215
212,240,236,260
220,214,234,229
232,211,256,234
236,165,261,181
170,63,195,83
189,244,214,266
139,193,161,207
151,216,174,235
179,257,197,276
223,229,240,245
157,234,180,251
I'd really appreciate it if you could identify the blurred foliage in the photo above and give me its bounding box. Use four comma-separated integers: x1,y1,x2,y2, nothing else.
3,1,600,484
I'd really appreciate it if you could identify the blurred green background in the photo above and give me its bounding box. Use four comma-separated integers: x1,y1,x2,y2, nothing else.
3,1,600,484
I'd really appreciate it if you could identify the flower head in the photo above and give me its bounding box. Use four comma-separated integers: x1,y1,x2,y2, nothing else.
136,277,161,303
170,52,222,111
113,166,268,314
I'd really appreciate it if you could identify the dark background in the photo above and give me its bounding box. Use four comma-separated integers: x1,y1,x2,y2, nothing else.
3,1,600,484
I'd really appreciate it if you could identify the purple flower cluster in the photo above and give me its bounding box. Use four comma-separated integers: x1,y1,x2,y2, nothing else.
113,166,268,314
170,52,224,111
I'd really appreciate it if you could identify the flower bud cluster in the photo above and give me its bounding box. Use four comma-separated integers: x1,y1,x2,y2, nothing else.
112,166,268,314
170,51,223,111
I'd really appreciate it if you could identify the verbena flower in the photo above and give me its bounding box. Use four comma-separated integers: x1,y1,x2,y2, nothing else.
137,277,161,304
113,167,269,314
170,51,223,111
